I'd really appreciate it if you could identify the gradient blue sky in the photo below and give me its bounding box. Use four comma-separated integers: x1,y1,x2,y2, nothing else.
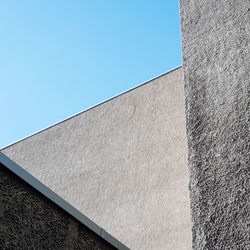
0,1,181,148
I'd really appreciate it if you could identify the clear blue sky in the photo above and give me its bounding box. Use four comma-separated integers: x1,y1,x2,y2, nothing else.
0,1,181,148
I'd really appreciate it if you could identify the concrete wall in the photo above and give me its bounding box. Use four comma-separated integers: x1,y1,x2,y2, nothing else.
1,67,192,250
179,0,249,249
0,162,116,250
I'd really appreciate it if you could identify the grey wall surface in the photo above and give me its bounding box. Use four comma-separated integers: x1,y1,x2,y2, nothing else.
1,67,192,250
0,163,116,250
179,0,249,249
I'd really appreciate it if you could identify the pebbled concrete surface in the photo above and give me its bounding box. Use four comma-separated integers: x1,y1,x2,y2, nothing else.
179,0,250,249
1,67,192,250
0,163,116,250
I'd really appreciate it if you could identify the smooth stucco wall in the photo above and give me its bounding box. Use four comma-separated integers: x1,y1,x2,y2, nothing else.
180,0,249,249
2,67,192,250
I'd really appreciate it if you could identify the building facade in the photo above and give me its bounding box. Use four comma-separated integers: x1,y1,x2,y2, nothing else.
1,1,249,249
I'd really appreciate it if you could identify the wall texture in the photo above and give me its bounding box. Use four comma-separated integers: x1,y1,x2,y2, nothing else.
0,163,116,250
179,0,250,249
1,67,192,250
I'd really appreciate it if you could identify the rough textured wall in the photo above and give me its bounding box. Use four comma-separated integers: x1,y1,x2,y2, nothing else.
0,163,116,250
1,67,192,250
179,0,250,249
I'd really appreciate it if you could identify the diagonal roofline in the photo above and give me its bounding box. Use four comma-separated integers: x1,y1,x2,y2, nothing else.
0,151,130,250
1,65,182,151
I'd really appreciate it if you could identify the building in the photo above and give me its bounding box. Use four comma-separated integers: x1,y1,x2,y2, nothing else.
0,1,248,249
0,152,126,249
